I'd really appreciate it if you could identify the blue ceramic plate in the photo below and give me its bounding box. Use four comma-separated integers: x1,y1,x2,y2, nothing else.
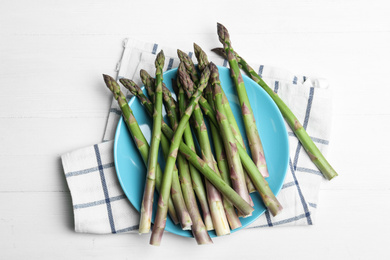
114,66,289,238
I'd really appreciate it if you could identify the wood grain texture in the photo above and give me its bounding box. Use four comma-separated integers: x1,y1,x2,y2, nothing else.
1,0,389,259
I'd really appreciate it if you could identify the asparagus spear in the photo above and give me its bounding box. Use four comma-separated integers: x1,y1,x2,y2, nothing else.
162,85,213,244
194,42,256,194
217,23,269,178
178,66,230,236
204,84,242,230
121,73,254,219
212,48,338,181
140,69,156,104
210,62,252,217
177,49,199,85
136,51,164,234
120,78,183,224
175,73,214,231
159,121,192,230
221,92,256,193
103,74,181,226
150,66,211,246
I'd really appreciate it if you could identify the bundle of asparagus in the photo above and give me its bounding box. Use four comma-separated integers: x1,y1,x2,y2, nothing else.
102,23,337,246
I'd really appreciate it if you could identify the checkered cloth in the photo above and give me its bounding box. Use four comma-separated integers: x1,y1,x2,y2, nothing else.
61,38,333,234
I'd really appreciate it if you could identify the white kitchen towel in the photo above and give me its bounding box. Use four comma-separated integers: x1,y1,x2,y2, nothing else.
61,38,333,234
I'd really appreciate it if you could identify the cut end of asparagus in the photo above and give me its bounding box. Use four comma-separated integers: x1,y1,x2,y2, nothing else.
182,225,192,231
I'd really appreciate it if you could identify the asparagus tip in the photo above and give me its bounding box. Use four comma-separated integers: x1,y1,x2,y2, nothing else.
155,50,165,67
177,49,185,58
210,47,226,58
209,62,218,75
102,74,111,83
217,22,229,43
102,74,116,90
193,42,201,53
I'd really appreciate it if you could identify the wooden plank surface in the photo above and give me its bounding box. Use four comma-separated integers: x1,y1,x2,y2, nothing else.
1,0,389,259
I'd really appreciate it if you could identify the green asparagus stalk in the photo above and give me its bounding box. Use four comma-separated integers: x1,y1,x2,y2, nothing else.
177,49,199,85
140,69,156,104
209,62,252,217
217,23,269,178
120,78,185,224
103,74,181,226
162,84,179,131
194,43,256,194
159,124,192,230
212,48,338,181
162,86,212,244
221,92,256,193
150,66,211,246
137,50,164,234
176,71,214,231
204,84,242,230
121,72,254,220
178,66,230,236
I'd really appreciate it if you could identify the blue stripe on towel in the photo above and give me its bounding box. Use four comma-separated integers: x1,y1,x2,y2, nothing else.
289,87,315,225
258,65,264,78
167,58,174,70
293,76,298,84
289,159,312,225
116,225,139,233
223,59,228,67
293,87,315,171
152,44,158,54
274,81,279,93
296,167,322,176
73,194,127,209
250,213,309,228
94,144,116,233
65,162,115,178
109,108,122,116
265,211,273,227
282,181,296,189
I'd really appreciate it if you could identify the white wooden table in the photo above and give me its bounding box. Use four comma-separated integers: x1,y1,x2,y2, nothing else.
1,1,389,259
